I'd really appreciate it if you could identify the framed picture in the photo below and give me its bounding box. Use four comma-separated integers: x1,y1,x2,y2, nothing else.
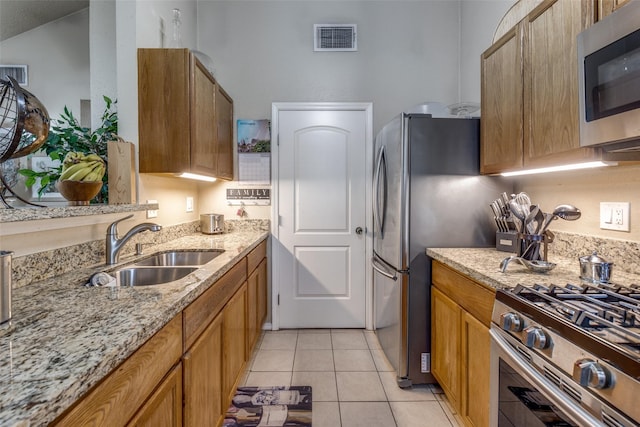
28,155,64,201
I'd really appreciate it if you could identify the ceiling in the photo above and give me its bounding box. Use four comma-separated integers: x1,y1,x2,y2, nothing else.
0,0,89,42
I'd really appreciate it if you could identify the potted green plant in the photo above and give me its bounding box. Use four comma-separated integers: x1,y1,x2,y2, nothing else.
19,96,117,203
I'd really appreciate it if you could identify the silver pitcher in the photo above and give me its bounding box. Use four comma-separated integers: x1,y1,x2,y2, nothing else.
1,250,12,326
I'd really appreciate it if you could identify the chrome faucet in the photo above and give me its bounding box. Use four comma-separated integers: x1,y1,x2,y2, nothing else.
106,214,162,264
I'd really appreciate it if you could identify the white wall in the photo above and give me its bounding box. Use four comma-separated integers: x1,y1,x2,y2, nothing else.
196,0,512,220
0,8,90,123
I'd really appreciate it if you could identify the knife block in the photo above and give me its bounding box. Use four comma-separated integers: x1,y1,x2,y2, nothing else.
496,231,518,253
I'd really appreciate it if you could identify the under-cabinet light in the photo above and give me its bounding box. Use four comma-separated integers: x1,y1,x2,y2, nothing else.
500,161,616,177
176,172,217,182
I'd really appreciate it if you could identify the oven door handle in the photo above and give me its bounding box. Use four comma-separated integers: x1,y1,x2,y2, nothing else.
490,328,602,427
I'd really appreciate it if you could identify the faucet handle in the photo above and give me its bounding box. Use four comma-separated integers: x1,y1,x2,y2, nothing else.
107,214,134,235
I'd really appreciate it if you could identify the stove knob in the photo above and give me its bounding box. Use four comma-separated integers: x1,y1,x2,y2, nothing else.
523,326,550,349
573,359,611,389
499,312,523,332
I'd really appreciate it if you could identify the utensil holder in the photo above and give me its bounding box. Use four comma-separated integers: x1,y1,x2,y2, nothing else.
517,233,552,261
0,250,12,327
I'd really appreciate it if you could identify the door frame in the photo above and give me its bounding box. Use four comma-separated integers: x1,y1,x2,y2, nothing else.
270,102,374,331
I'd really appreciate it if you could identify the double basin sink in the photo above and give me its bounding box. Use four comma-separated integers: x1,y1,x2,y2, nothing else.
112,250,223,286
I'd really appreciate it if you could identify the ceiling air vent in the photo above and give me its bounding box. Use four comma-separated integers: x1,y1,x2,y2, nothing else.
314,24,357,52
0,65,28,85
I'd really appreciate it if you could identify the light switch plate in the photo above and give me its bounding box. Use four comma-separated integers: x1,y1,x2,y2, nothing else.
146,199,158,219
186,196,194,213
600,202,630,231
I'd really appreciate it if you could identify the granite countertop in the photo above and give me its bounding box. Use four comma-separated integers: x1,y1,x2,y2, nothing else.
426,247,640,291
0,230,269,427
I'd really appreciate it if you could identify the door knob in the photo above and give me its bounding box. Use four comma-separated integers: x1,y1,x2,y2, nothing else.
355,227,363,235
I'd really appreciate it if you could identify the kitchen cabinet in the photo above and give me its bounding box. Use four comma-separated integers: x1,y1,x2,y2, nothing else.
183,313,224,427
480,24,524,173
127,363,183,427
431,261,495,427
223,283,248,402
598,0,632,19
480,0,599,174
53,315,183,426
138,48,234,179
246,240,268,351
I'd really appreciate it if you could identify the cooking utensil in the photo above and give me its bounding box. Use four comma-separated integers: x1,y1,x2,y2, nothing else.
515,192,531,212
524,205,539,234
508,199,526,233
539,204,582,234
500,255,557,273
579,251,613,283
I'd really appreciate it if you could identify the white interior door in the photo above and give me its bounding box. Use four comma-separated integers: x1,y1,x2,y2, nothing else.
272,103,372,329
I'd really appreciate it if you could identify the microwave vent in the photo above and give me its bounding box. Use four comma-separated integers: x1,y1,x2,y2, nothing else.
0,65,28,86
314,24,357,51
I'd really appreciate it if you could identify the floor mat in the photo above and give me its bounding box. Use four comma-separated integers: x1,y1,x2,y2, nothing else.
223,386,312,426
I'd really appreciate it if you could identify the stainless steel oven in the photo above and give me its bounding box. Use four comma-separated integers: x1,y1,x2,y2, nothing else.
490,285,640,427
578,0,640,152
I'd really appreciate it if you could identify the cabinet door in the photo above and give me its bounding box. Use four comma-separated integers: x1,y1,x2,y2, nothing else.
191,58,218,175
461,311,490,427
138,49,191,173
215,85,234,180
247,266,259,353
480,25,524,174
256,258,268,330
246,257,268,354
183,313,224,427
598,0,632,19
127,363,183,427
524,0,596,167
223,283,248,401
431,287,461,411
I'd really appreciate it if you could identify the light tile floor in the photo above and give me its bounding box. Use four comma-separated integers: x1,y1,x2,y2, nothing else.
241,329,463,427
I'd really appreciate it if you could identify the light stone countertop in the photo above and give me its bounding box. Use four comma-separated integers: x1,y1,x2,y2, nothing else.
426,247,640,291
0,230,269,427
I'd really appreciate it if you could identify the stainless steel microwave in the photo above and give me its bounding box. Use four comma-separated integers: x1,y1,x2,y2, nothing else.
578,0,640,153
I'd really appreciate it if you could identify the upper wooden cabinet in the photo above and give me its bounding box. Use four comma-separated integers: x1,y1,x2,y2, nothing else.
138,48,234,180
480,25,524,174
598,0,632,19
481,0,599,174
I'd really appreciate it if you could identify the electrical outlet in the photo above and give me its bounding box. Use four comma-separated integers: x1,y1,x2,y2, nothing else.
600,202,630,231
420,353,430,373
186,196,194,213
146,199,158,219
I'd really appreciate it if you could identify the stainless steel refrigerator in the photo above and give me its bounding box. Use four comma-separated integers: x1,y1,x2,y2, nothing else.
372,111,510,387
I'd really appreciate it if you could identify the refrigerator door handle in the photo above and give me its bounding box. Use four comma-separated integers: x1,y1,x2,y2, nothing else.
373,146,387,235
372,256,398,281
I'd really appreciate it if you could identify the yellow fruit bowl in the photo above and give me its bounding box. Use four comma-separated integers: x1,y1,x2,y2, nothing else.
56,180,103,206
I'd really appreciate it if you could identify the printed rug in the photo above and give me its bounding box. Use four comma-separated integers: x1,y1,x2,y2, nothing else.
223,386,312,426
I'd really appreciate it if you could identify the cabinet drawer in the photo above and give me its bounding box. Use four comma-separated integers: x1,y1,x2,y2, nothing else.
432,261,495,327
247,240,267,274
183,258,247,349
54,314,183,427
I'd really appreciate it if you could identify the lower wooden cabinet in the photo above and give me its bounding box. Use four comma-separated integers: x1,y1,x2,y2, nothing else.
128,363,183,427
247,257,268,351
223,284,248,402
431,261,494,427
183,313,224,427
432,287,462,408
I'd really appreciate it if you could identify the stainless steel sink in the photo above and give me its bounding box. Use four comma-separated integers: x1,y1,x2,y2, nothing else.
114,266,198,286
134,250,223,267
